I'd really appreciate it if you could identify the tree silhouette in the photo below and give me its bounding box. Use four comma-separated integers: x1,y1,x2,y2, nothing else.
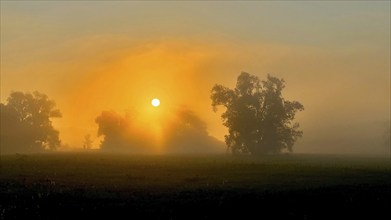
83,134,93,149
0,91,61,153
164,109,224,154
95,109,224,153
211,72,304,155
95,111,134,151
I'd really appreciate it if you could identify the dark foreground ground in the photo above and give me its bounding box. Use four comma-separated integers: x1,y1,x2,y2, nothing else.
0,153,390,219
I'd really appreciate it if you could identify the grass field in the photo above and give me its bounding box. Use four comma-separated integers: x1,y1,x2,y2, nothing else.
1,153,390,219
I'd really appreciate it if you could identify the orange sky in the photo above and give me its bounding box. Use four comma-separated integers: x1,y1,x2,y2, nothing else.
1,1,390,154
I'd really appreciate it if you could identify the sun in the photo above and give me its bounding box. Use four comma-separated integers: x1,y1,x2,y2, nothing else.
151,98,160,107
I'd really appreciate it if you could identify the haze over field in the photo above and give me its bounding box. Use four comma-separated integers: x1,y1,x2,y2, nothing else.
1,1,390,154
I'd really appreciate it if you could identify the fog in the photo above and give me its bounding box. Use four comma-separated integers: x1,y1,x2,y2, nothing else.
95,108,224,154
1,1,390,155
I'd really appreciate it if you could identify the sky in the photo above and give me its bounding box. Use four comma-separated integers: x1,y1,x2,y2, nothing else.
1,1,390,154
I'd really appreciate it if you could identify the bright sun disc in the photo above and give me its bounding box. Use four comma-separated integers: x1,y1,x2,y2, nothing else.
151,98,160,107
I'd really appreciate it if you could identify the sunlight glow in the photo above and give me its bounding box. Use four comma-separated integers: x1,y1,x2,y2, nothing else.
152,98,160,107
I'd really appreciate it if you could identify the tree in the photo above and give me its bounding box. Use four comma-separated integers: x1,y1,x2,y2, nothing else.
211,72,304,155
83,134,93,149
164,109,224,154
95,109,224,153
0,91,62,153
95,111,136,151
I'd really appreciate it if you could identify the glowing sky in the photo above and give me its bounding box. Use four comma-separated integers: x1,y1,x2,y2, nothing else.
1,1,390,154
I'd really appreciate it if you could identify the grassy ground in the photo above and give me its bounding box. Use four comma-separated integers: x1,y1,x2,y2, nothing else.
1,153,390,219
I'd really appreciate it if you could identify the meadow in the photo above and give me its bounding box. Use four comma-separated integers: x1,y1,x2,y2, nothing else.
1,153,390,219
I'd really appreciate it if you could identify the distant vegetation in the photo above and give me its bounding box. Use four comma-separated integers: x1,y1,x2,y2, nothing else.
0,72,304,155
0,91,61,153
211,72,304,155
95,109,223,153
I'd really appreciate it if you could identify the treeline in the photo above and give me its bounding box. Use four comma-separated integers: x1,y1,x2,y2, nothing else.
1,72,304,155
